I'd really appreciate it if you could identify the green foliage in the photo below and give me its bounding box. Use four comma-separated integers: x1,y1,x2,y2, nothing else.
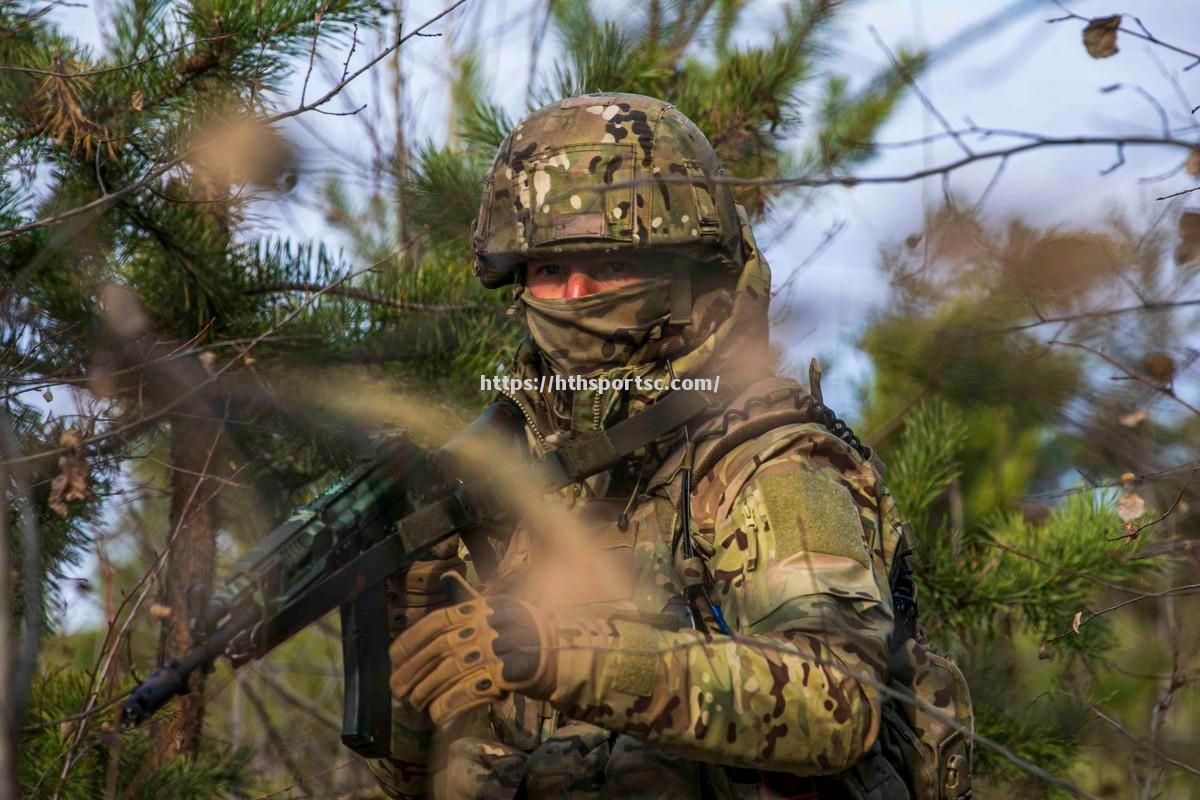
19,668,251,799
862,200,1197,793
885,399,966,531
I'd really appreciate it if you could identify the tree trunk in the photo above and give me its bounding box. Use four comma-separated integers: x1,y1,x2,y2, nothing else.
156,412,225,757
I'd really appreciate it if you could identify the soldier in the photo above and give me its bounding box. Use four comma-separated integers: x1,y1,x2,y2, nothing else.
375,93,972,800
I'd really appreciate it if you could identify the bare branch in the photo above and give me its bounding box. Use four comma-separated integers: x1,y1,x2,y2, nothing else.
0,0,474,246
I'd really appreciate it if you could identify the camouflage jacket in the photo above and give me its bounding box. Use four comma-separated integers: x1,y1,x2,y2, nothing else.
373,376,915,800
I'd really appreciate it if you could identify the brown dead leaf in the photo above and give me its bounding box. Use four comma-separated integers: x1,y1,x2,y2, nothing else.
149,603,173,621
1116,491,1146,522
1083,15,1121,59
1187,148,1200,178
48,429,91,517
42,389,53,403
1071,611,1083,634
243,354,256,367
1118,409,1148,428
1143,352,1176,384
1038,642,1053,660
131,89,144,112
198,350,218,374
1119,471,1136,485
1176,211,1200,265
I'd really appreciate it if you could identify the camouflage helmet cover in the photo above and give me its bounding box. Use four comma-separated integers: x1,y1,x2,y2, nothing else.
471,92,743,288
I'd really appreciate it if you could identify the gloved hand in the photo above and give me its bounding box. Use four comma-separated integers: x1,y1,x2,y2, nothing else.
388,594,558,723
386,537,462,635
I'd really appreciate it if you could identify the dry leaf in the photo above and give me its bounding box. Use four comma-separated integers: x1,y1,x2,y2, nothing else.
48,430,90,517
1143,352,1176,384
182,52,214,74
1038,642,1053,660
243,354,256,367
198,350,218,374
1083,15,1121,59
1187,148,1200,178
42,389,53,403
59,721,76,740
1116,491,1146,522
1118,409,1148,428
149,603,173,621
1071,611,1083,634
1176,210,1200,265
131,89,144,112
1119,471,1136,485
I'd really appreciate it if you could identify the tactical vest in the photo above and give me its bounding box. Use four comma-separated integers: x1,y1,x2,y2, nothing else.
458,377,974,800
648,376,975,800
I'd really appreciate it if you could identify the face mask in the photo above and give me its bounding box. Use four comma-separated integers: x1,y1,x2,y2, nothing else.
520,278,673,376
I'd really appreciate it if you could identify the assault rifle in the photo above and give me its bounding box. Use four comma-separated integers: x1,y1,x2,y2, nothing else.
120,390,715,758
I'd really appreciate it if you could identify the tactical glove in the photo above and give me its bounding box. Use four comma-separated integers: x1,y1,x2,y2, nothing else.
388,594,558,723
387,537,463,633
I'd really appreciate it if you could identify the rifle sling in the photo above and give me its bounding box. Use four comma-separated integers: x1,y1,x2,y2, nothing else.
540,388,716,487
262,389,717,654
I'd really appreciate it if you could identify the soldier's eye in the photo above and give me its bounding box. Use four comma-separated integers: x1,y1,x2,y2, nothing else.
532,263,562,278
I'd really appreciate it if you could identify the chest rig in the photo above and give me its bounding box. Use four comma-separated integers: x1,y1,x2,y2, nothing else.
473,376,971,800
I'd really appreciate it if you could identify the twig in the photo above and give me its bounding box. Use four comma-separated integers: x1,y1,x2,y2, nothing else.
1037,689,1200,780
0,0,474,245
2,250,410,469
1045,582,1200,644
1048,5,1200,70
241,281,485,313
988,296,1200,333
1048,339,1200,417
0,34,236,78
869,26,973,158
249,760,356,800
300,4,326,107
1110,476,1196,542
242,683,317,797
251,667,340,732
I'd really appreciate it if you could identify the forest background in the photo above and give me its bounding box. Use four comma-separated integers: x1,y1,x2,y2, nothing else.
2,0,1199,798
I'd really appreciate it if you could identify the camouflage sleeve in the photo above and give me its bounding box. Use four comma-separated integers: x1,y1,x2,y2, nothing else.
549,424,894,775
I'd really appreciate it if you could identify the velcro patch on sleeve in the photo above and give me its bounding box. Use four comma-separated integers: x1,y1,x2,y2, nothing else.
601,621,661,697
752,471,871,568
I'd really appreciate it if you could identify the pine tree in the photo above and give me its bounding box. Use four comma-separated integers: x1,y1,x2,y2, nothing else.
858,202,1199,796
1,0,386,787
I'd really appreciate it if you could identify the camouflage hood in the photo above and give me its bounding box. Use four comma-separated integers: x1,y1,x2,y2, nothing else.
505,205,772,449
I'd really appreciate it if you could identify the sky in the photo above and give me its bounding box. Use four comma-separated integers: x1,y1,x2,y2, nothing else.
46,0,1200,628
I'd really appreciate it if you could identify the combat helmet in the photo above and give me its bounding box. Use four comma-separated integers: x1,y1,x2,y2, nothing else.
471,92,743,289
